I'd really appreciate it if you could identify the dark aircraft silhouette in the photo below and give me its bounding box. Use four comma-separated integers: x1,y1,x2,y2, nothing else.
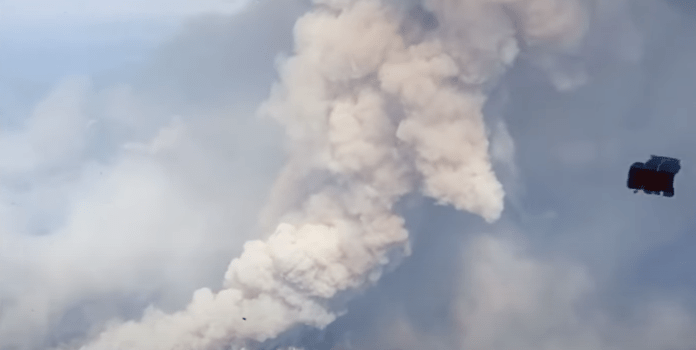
627,155,681,197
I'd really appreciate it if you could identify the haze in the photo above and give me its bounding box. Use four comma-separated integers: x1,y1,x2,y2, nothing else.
1,0,695,349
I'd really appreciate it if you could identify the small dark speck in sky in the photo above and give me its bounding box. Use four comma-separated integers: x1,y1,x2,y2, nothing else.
242,317,246,320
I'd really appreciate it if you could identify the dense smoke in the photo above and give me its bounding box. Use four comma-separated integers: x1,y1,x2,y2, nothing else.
66,0,596,349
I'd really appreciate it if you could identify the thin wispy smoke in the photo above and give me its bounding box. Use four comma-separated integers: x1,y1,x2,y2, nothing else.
70,0,595,349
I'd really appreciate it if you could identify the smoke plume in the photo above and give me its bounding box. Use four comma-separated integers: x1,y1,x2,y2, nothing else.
64,0,598,349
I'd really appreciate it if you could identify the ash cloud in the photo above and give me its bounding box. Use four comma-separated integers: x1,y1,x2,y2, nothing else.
2,0,696,350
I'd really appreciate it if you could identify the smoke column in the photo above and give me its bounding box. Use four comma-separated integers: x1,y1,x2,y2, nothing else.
74,0,589,348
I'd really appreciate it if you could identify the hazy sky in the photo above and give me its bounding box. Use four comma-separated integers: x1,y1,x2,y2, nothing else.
1,0,696,349
0,0,249,24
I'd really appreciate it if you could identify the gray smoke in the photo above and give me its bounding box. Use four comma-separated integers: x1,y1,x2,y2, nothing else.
68,0,597,349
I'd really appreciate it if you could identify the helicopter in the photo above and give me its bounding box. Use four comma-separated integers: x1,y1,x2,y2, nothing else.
627,155,681,197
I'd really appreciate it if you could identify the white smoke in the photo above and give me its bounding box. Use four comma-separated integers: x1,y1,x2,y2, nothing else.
68,0,597,349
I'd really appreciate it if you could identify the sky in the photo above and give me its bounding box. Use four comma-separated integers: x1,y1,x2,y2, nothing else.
1,0,696,349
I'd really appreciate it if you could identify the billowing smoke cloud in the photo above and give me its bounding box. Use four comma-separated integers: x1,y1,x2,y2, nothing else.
67,0,597,349
0,1,303,347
